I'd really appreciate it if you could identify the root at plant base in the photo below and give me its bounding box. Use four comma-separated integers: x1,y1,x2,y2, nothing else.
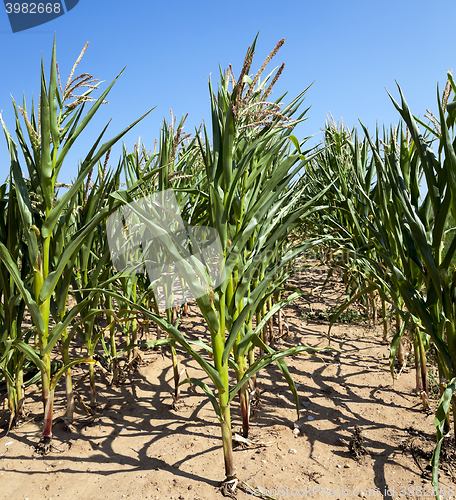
34,436,52,455
221,477,238,498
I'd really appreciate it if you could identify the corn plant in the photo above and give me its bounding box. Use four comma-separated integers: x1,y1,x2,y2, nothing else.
348,73,456,499
0,177,30,425
56,155,125,421
308,121,428,395
303,122,396,332
0,39,152,451
100,39,332,494
112,121,203,401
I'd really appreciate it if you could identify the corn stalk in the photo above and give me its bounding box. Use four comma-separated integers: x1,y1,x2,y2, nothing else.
0,39,152,450
100,38,333,491
352,74,456,499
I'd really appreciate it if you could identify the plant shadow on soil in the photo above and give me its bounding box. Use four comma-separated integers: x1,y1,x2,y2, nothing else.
0,267,455,499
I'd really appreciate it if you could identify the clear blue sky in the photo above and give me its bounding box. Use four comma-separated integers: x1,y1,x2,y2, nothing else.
0,0,455,184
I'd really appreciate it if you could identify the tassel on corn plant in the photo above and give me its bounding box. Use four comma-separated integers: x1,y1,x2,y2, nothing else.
0,39,153,451
101,37,333,491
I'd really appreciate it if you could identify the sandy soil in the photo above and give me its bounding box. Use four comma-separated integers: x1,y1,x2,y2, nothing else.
1,269,455,500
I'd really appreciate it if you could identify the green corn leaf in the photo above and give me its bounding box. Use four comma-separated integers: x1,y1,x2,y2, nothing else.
11,97,39,187
13,339,46,373
189,339,239,372
431,377,456,500
40,56,53,211
221,102,235,191
48,38,60,150
237,292,301,358
50,358,98,391
0,242,44,333
288,135,302,154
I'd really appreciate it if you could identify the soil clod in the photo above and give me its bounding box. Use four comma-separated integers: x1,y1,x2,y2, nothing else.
349,425,368,461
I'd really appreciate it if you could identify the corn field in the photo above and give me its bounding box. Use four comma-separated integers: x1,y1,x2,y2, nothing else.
1,37,456,499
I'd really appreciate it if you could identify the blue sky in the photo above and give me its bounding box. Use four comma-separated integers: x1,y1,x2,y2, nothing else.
0,0,455,183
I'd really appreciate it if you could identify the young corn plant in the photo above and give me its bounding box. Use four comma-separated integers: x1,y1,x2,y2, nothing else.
0,177,30,425
114,121,202,401
61,156,124,419
304,123,391,331
353,73,456,499
102,38,332,493
0,40,152,450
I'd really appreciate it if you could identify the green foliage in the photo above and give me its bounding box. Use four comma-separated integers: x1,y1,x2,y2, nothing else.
0,38,330,490
0,39,152,443
310,70,456,499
